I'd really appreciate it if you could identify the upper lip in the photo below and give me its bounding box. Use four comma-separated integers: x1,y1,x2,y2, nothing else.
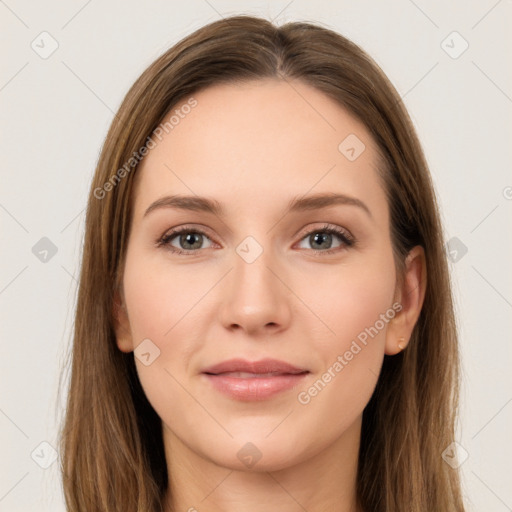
202,358,309,375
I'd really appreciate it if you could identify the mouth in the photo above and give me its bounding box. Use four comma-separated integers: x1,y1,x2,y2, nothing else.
201,358,310,401
204,371,307,378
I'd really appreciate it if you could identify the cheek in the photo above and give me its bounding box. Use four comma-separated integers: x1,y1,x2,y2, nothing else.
121,249,206,425
298,249,397,348
122,246,206,343
292,257,396,437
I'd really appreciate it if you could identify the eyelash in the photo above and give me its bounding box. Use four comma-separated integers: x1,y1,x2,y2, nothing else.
156,224,355,256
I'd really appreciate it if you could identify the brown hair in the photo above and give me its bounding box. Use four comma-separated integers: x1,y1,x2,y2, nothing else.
58,14,466,511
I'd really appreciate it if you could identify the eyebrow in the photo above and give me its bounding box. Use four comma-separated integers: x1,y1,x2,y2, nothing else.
143,192,372,219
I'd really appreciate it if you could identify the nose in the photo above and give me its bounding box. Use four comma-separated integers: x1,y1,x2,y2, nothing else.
218,244,292,336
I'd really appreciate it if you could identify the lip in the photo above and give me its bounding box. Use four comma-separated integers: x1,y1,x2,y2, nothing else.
202,358,308,375
201,358,309,401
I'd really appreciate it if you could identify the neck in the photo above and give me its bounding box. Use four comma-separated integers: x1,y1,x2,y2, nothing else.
162,415,363,512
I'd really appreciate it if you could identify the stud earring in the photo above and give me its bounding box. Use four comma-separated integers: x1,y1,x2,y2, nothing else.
397,337,406,351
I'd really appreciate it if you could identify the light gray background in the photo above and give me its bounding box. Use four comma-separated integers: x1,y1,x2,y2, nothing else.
1,1,511,511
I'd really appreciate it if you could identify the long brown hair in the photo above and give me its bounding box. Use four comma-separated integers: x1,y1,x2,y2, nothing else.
58,14,466,511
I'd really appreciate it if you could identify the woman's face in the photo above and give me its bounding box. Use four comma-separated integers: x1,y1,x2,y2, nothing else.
115,79,411,471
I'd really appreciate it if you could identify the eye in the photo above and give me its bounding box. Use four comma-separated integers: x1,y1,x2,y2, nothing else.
157,226,214,255
157,223,355,256
295,224,355,254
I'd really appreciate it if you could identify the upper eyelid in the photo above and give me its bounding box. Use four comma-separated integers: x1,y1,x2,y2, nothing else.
295,223,351,238
161,225,217,243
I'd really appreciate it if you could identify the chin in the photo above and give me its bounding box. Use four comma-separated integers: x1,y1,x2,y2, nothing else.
198,432,309,472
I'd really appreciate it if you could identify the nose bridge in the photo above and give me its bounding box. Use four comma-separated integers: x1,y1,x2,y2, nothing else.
219,235,291,333
234,239,276,294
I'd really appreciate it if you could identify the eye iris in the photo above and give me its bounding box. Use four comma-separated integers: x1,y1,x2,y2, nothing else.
311,232,332,250
180,232,203,250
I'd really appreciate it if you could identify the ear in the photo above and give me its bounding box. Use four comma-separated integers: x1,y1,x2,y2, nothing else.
112,286,134,353
385,245,427,355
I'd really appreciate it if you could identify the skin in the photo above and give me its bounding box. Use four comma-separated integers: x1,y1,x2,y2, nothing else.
114,78,426,512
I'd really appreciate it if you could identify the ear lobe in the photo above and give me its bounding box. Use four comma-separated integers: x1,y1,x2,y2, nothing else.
112,287,134,353
385,245,427,355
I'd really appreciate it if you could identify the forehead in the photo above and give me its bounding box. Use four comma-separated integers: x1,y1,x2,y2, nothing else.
132,78,387,222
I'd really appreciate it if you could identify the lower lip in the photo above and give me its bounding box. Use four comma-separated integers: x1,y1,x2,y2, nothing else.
202,373,309,401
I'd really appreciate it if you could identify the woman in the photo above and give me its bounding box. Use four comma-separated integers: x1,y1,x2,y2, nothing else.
58,14,467,512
